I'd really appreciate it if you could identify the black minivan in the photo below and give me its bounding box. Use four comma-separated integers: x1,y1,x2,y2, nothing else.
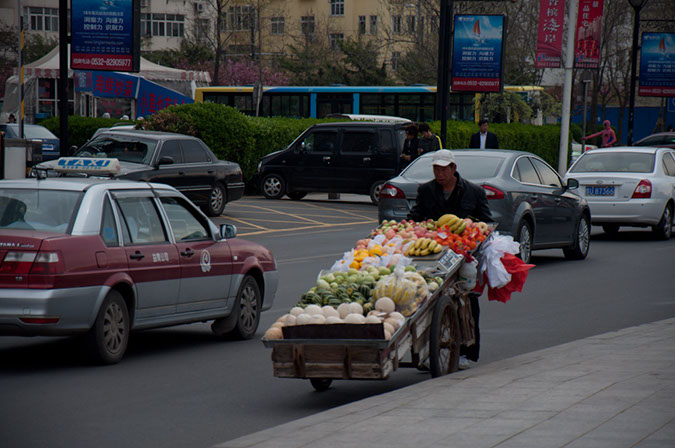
256,122,408,204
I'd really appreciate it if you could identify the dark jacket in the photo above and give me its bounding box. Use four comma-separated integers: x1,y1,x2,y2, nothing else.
407,173,493,223
418,133,441,155
401,138,419,168
470,131,499,149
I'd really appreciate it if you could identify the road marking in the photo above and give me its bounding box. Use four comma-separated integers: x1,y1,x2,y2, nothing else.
238,220,376,236
230,203,324,225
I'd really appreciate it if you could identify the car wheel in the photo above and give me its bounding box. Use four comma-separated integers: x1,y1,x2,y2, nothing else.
261,174,286,199
652,204,673,240
602,224,620,235
213,275,261,340
516,220,533,264
287,191,307,200
84,290,129,365
369,181,385,205
204,182,226,217
563,214,590,260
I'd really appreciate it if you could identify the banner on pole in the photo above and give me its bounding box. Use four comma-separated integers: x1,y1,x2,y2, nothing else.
639,33,675,97
535,0,566,68
451,15,505,93
574,0,604,69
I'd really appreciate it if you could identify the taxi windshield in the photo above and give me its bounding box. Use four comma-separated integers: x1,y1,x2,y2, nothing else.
75,135,157,165
0,189,82,233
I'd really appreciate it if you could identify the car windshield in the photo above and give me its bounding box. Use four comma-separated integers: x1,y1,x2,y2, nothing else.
75,135,157,164
569,152,655,173
403,153,505,181
0,189,82,233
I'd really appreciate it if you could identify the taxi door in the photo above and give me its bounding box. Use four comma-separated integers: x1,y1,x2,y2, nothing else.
113,192,181,319
158,195,233,313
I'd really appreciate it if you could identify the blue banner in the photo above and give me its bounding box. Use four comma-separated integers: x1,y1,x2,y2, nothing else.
639,33,675,97
74,70,138,98
136,78,193,117
71,0,138,71
451,15,505,93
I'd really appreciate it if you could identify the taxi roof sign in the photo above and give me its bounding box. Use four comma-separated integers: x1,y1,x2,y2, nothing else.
54,157,121,175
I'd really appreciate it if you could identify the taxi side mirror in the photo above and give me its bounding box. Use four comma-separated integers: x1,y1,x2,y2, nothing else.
220,224,237,239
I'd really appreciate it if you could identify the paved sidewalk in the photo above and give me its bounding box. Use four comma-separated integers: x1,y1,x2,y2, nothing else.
215,318,675,448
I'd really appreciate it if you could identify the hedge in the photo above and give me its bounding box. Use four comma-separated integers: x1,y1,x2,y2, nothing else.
43,103,582,190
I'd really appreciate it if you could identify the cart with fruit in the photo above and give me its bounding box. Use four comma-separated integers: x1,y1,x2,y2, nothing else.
262,214,493,391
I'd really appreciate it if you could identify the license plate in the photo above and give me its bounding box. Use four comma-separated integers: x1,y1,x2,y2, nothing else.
586,186,614,196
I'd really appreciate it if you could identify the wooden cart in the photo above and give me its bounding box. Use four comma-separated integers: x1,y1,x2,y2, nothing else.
262,250,477,391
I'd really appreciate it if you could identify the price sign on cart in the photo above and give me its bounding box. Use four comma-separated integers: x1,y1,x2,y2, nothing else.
437,249,463,274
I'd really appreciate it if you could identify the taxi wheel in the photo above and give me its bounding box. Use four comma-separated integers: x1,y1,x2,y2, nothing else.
205,182,226,217
85,290,129,365
261,174,286,199
230,276,262,339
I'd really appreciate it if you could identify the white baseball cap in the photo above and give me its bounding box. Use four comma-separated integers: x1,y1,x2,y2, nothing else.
431,149,456,167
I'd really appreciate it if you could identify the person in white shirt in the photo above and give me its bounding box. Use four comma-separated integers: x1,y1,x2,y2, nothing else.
469,119,499,149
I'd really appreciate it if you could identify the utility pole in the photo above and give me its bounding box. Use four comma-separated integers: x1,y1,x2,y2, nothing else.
558,0,578,175
435,0,453,148
58,0,69,155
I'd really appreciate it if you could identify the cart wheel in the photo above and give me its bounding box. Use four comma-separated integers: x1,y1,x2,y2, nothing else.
310,378,332,391
429,295,460,378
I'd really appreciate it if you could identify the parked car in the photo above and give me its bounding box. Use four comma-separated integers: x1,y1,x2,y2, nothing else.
633,132,675,149
570,140,597,165
0,169,278,364
564,146,675,239
32,129,244,216
378,149,591,263
255,121,409,204
0,123,60,161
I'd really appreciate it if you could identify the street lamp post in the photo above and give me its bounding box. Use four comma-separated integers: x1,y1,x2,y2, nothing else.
627,0,649,146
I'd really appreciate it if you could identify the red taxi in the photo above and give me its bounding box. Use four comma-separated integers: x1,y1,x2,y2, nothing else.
0,158,278,364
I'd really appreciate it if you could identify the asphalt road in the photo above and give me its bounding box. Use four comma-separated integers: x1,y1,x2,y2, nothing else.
1,194,674,448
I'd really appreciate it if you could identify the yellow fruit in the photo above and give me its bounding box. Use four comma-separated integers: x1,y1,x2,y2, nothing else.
433,245,442,253
420,248,431,256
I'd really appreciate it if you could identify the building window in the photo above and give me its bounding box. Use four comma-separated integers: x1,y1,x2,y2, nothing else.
195,18,209,39
152,14,165,36
358,16,366,35
369,16,377,35
167,15,185,37
392,15,402,34
24,7,59,32
391,52,401,71
329,33,344,51
228,6,255,31
271,17,284,35
141,13,151,36
330,0,344,16
406,15,417,34
301,16,315,36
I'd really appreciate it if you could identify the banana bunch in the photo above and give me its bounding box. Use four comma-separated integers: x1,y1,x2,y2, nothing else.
405,238,443,257
436,214,467,235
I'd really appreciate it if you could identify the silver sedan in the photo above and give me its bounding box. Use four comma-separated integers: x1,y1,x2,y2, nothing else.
378,150,591,263
564,146,675,239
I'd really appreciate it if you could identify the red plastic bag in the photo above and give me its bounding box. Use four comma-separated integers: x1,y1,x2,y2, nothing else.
473,253,535,303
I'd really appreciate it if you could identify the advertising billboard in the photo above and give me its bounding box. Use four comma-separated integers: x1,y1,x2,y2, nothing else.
71,0,140,72
451,15,505,93
639,33,675,97
536,0,566,68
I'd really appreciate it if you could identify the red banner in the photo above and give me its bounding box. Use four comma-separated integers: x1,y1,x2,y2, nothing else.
536,0,566,68
575,0,604,69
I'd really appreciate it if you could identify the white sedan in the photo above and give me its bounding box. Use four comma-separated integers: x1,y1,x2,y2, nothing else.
564,146,675,239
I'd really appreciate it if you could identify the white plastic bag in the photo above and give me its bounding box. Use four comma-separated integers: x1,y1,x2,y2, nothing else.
477,233,520,289
458,258,478,290
330,251,354,272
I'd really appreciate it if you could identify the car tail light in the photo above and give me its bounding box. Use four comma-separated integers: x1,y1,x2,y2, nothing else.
483,185,505,200
379,183,406,199
631,179,652,199
0,252,37,275
30,252,63,275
